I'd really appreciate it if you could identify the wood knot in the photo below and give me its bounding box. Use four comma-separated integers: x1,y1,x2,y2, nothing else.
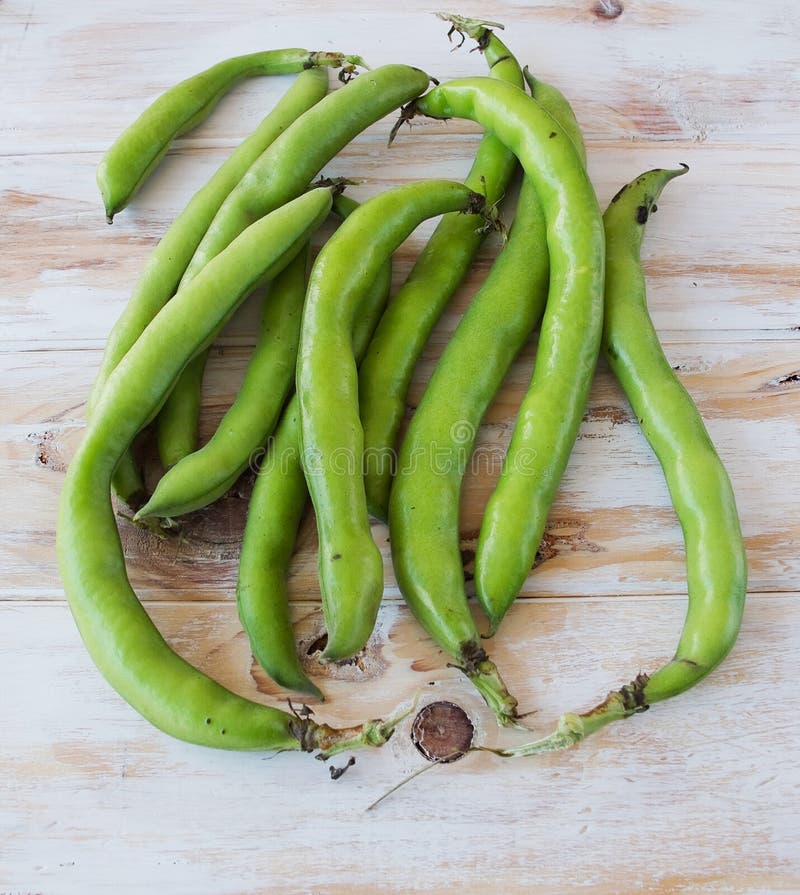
592,0,624,18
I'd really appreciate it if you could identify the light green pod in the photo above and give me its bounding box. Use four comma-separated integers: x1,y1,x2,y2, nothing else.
90,67,333,506
97,49,360,222
297,180,487,663
157,63,432,469
136,244,309,520
237,197,392,698
359,15,524,522
56,188,393,751
485,167,748,759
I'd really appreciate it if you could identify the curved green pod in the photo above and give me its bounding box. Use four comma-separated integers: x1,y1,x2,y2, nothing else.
297,180,488,664
485,166,748,758
58,189,400,752
157,63,432,470
237,195,393,699
97,49,361,222
407,77,605,635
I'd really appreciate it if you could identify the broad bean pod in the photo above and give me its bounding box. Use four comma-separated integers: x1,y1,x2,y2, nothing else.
401,77,605,635
297,180,489,663
135,244,310,520
389,65,586,725
58,188,401,753
358,15,523,521
157,63,431,469
485,167,748,758
238,195,393,698
97,49,362,222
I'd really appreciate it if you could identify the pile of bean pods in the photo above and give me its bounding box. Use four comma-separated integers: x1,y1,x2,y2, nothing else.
57,14,747,764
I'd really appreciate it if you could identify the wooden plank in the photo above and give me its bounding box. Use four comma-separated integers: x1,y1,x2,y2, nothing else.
2,337,797,599
2,0,798,156
2,1,799,891
3,143,800,350
1,595,798,894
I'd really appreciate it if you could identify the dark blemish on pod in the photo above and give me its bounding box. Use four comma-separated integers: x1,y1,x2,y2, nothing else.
592,0,624,19
636,205,649,224
331,553,342,560
549,131,558,139
610,184,627,204
411,701,474,763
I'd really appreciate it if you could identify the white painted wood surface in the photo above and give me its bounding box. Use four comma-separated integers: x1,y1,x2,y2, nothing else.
2,1,799,892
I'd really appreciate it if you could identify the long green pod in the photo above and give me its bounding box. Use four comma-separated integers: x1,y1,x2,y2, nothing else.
485,166,747,759
405,77,605,634
157,63,432,469
238,199,393,698
90,68,333,505
388,49,589,718
136,245,309,520
57,189,404,753
389,176,546,727
469,63,587,628
359,15,523,521
298,180,488,663
97,49,361,222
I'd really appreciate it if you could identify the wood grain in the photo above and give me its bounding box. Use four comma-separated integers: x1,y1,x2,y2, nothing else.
2,596,798,894
2,0,799,891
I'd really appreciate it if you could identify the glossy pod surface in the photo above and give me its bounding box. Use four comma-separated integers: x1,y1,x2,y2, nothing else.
410,76,605,632
97,49,354,221
237,196,393,698
157,63,432,468
297,180,486,662
488,168,747,759
58,190,336,750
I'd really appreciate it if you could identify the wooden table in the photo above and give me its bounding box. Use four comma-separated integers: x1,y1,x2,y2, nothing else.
3,1,799,892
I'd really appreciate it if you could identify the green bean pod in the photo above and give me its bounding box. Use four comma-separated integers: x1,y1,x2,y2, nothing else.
485,166,748,758
389,176,546,727
237,197,393,698
471,63,589,628
359,15,523,522
157,63,432,470
90,68,333,506
405,77,605,634
387,62,588,723
58,188,404,752
135,244,309,520
97,49,362,222
298,180,488,663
